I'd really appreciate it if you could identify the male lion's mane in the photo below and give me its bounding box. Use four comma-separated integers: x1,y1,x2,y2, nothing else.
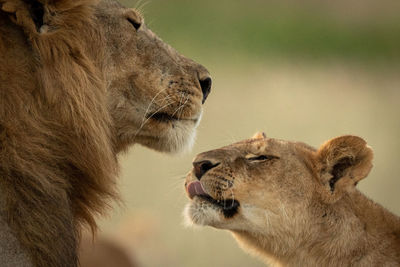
0,0,118,265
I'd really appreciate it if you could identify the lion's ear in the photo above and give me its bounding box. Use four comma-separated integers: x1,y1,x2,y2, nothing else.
1,0,45,34
316,135,373,202
251,132,267,139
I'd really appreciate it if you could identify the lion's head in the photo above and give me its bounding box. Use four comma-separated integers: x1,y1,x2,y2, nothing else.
96,0,211,153
184,133,375,264
0,0,210,266
1,0,211,154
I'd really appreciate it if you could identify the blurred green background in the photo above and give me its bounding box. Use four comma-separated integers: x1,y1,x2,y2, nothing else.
98,0,400,266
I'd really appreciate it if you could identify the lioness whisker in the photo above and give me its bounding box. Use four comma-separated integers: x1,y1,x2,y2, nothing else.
167,174,188,188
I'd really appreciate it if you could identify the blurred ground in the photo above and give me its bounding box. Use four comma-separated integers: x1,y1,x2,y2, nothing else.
98,1,400,266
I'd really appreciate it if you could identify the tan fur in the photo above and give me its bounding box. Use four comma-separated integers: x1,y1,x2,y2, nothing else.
0,0,210,266
185,133,400,266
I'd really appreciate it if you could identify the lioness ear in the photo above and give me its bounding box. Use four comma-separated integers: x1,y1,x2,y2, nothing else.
252,132,267,139
1,0,45,34
316,135,373,202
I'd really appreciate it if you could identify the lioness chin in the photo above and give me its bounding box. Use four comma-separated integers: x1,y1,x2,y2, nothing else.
184,132,400,266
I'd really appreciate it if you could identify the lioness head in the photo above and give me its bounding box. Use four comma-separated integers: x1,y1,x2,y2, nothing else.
184,133,374,262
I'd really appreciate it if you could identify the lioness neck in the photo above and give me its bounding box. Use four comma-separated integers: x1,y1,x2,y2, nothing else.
232,191,400,267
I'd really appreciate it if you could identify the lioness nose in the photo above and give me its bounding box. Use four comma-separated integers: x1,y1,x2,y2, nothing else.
193,160,219,180
199,77,212,104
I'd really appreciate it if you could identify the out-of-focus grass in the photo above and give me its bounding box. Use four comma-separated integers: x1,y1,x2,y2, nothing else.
120,0,400,63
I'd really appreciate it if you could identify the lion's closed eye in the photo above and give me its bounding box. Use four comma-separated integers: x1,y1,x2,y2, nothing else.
127,17,141,30
125,9,143,30
245,154,280,161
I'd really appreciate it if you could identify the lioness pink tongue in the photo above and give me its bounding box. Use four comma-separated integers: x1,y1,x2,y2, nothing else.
187,181,207,199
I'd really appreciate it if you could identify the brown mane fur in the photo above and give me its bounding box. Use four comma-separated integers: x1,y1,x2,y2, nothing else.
0,0,211,265
0,0,118,265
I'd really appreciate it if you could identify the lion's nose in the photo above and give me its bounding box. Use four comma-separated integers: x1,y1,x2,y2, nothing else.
193,160,219,180
199,76,212,104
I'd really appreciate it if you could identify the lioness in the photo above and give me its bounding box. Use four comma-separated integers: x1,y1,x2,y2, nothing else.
184,133,400,266
0,0,210,266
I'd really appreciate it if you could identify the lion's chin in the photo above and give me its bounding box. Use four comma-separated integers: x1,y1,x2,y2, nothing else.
154,121,198,154
138,112,202,154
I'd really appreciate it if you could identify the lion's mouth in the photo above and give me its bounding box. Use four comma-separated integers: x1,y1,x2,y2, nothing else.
148,112,179,122
148,112,199,123
186,181,240,218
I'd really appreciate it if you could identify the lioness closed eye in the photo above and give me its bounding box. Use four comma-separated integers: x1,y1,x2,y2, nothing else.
184,133,400,266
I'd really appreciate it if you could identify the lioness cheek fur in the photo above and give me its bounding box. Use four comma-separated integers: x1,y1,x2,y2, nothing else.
184,133,400,266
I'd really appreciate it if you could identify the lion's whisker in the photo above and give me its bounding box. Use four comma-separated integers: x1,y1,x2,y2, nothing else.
132,100,174,140
171,102,186,120
170,91,186,118
139,95,173,126
133,0,150,15
141,87,170,123
177,94,190,120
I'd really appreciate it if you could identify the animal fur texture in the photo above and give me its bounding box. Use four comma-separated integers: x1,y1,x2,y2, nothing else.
185,133,400,266
0,0,210,266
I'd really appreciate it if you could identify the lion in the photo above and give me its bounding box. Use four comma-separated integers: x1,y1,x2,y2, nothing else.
184,133,400,266
0,0,211,266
